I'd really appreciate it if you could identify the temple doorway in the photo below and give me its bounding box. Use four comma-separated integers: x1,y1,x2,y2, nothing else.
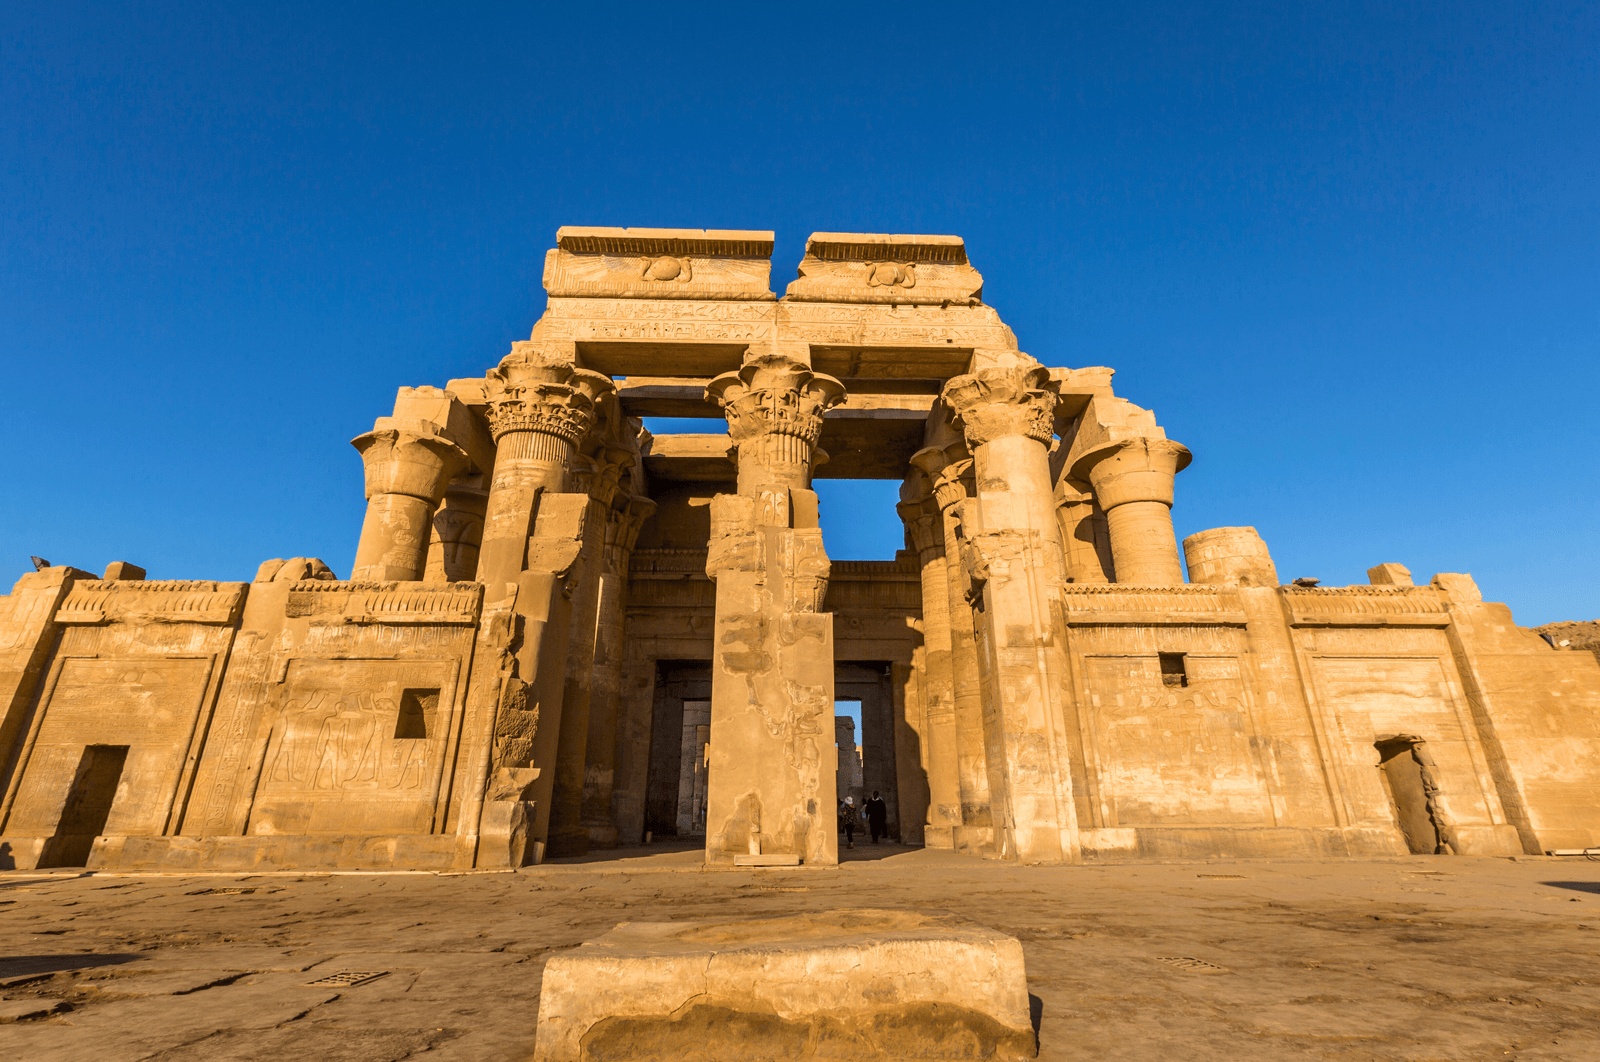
837,662,901,841
39,744,128,868
1376,736,1444,854
643,661,712,840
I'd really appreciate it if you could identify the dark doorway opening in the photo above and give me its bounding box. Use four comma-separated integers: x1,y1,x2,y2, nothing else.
39,745,129,868
643,661,711,840
1376,737,1443,854
837,662,901,842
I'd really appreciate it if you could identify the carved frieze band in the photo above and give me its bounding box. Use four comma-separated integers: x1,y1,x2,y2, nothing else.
55,581,248,626
282,581,485,625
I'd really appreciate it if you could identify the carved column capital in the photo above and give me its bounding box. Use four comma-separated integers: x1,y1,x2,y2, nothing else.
910,445,973,514
483,354,614,445
940,365,1057,448
896,499,945,557
705,354,846,447
604,493,657,556
587,445,636,509
351,424,470,503
1079,437,1191,510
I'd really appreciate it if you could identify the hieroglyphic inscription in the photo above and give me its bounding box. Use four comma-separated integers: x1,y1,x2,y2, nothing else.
249,657,457,835
544,298,775,344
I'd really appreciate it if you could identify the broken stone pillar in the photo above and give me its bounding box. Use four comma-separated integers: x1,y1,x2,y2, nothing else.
897,484,961,849
582,491,655,848
913,439,994,853
350,422,469,582
532,910,1037,1062
465,343,613,861
702,353,845,866
942,364,1081,864
1079,437,1191,585
1184,526,1278,587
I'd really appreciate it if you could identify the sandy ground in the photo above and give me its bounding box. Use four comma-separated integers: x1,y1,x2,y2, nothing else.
1,843,1598,1061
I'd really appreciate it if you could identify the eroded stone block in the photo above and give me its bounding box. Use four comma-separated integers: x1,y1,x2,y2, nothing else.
532,909,1036,1062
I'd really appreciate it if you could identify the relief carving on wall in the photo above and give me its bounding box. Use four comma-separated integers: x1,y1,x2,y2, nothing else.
266,690,431,793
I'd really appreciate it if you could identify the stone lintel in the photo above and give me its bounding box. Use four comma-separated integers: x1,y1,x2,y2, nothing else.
616,376,938,420
546,228,775,302
574,342,750,381
643,408,929,481
642,433,735,482
1050,366,1117,420
787,234,984,305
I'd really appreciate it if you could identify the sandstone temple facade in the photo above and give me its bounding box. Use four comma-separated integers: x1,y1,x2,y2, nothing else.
3,228,1598,871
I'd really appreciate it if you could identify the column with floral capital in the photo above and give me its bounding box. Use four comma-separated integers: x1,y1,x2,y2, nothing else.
939,362,1081,864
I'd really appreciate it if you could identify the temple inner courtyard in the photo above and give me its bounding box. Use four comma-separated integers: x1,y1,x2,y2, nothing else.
3,851,1598,1061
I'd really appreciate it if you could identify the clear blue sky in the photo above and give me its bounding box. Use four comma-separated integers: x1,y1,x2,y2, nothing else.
3,2,1595,624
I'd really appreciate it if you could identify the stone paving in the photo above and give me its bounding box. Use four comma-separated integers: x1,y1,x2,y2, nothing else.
2,845,1599,1061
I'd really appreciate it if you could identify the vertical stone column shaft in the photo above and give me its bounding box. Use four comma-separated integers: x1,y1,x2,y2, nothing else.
918,451,995,847
897,494,961,848
350,426,468,582
424,479,490,583
464,347,613,865
943,364,1081,864
1080,438,1190,586
1054,479,1112,584
701,354,845,866
582,494,655,848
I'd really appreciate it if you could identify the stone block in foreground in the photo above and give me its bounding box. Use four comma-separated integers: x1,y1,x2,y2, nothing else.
533,908,1036,1061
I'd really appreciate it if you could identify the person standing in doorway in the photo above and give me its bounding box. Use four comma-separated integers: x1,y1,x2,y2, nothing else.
864,790,888,844
839,797,857,849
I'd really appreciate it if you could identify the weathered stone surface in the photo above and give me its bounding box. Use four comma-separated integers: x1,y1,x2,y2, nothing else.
5,223,1599,876
532,909,1035,1062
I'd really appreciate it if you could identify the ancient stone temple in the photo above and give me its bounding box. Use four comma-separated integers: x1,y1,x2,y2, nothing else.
2,227,1598,871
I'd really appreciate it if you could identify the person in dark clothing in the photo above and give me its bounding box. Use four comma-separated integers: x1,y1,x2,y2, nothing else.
838,798,856,849
864,790,888,844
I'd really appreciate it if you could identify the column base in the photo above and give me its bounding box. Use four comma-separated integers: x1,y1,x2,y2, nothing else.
923,825,955,849
953,826,994,854
586,825,620,849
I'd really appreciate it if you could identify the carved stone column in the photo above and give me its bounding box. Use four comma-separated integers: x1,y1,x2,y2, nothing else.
708,353,845,494
941,364,1081,864
1054,477,1112,584
476,346,613,592
350,423,469,582
701,353,845,866
896,483,961,849
911,442,995,852
423,475,489,583
1079,438,1190,585
463,343,614,865
549,444,644,858
582,491,657,848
